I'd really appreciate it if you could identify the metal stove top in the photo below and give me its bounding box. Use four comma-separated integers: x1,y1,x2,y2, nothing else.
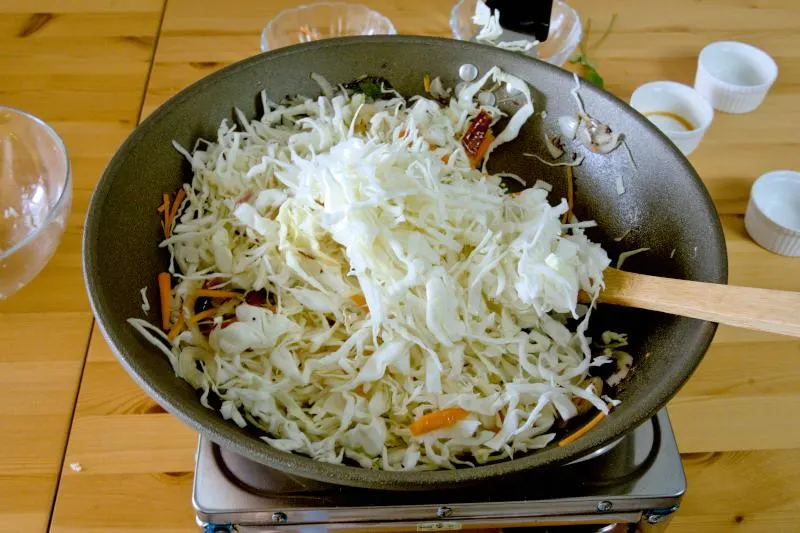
194,409,684,532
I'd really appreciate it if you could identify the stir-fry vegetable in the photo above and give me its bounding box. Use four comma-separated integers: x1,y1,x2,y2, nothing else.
343,75,393,100
559,410,608,447
193,289,242,299
462,110,495,168
167,189,186,235
157,272,171,331
409,408,471,436
167,312,184,341
157,189,186,238
129,67,626,471
190,307,219,325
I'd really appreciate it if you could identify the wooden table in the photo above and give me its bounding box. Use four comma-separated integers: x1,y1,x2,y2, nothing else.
1,0,799,531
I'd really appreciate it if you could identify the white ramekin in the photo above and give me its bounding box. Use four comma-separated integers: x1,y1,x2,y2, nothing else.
630,81,714,156
744,170,800,256
694,41,778,114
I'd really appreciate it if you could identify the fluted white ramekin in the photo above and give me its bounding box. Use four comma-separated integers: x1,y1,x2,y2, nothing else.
744,170,800,256
694,41,778,114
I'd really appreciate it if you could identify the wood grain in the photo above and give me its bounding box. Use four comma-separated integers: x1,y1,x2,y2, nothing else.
49,332,800,533
598,267,800,337
674,449,800,532
0,0,793,531
0,1,164,531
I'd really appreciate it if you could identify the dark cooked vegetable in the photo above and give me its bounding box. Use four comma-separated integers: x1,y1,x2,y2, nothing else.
461,110,494,168
344,75,394,99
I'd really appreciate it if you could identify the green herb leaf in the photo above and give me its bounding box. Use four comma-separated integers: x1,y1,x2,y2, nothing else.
344,75,394,100
571,55,597,70
568,13,616,90
583,66,605,89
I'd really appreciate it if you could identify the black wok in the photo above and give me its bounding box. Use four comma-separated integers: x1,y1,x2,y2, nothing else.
83,36,727,490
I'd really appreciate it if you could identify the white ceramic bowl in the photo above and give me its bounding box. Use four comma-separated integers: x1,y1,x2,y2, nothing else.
694,41,778,114
744,170,800,256
630,81,714,156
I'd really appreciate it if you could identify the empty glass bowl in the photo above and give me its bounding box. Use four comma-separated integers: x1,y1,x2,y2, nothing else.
261,2,396,52
0,106,71,299
450,0,583,67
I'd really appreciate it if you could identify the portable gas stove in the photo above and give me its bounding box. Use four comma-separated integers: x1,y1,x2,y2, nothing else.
194,409,684,533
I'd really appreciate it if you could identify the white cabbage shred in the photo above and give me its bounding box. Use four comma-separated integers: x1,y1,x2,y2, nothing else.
131,68,621,471
616,247,650,270
140,287,150,314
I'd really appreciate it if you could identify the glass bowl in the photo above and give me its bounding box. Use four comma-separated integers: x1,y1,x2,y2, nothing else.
450,0,583,67
261,2,396,52
0,106,71,300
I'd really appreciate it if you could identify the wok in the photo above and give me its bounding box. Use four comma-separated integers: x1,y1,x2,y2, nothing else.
83,36,727,490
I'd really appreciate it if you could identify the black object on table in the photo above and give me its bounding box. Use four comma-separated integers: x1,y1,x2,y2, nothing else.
485,0,555,41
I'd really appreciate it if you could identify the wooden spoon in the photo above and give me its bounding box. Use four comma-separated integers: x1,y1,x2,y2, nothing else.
589,267,800,338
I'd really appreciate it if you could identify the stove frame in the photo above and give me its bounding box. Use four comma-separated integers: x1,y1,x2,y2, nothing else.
194,409,684,533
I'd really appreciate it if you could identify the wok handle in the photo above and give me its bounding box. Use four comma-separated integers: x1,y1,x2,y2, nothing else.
599,267,800,338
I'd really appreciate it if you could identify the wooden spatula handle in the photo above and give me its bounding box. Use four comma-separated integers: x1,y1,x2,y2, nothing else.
600,268,800,338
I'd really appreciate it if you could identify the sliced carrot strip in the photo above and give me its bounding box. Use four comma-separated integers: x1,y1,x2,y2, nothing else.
193,289,243,299
190,307,219,325
157,272,172,331
350,294,367,308
558,410,607,447
409,407,470,436
166,188,186,236
157,193,170,214
167,312,185,341
159,194,171,237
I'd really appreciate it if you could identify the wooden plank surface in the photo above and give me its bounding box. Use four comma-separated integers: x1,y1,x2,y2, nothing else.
0,1,164,531
51,326,800,532
0,0,792,531
50,325,197,533
0,315,88,531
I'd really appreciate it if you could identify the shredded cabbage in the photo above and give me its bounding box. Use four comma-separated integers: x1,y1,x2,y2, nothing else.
616,247,650,270
140,287,150,314
132,68,622,471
